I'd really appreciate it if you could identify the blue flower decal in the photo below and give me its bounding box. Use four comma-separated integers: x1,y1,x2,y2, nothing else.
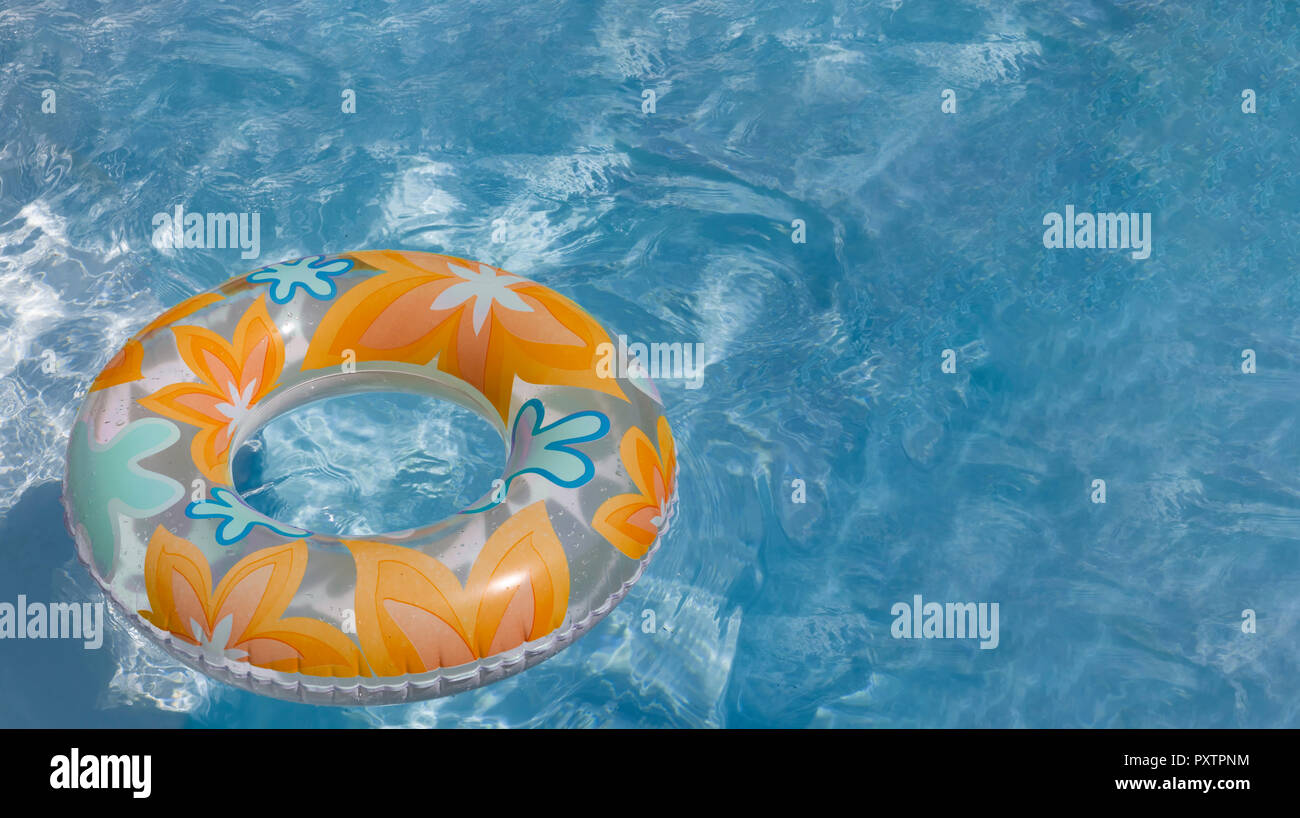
186,486,310,546
464,398,609,513
246,255,354,304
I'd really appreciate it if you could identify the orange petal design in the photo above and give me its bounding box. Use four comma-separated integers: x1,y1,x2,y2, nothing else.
90,340,144,392
89,292,224,393
139,291,226,338
137,296,284,483
138,526,364,677
302,251,626,422
593,416,677,559
346,501,571,676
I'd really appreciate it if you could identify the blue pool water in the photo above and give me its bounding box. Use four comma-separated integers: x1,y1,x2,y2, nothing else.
2,0,1300,728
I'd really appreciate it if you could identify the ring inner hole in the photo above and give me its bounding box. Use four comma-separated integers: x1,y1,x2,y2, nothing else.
231,389,505,537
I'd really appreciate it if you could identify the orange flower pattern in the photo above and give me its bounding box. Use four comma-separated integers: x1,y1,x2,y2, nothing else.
90,292,224,392
301,250,626,422
137,296,284,483
345,502,571,675
593,416,677,559
138,526,364,677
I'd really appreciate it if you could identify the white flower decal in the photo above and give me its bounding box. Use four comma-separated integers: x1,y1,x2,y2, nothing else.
191,615,250,663
213,379,257,427
430,261,534,334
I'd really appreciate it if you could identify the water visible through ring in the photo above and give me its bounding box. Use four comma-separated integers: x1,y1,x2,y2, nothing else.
230,391,505,537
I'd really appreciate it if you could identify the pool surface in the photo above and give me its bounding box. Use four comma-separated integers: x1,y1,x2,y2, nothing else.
1,0,1299,727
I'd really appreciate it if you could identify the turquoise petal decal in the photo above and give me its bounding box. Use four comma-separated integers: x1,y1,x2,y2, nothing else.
67,419,186,575
186,486,309,545
464,398,609,513
246,255,354,303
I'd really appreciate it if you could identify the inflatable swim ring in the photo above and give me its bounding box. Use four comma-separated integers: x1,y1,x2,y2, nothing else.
62,250,677,704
